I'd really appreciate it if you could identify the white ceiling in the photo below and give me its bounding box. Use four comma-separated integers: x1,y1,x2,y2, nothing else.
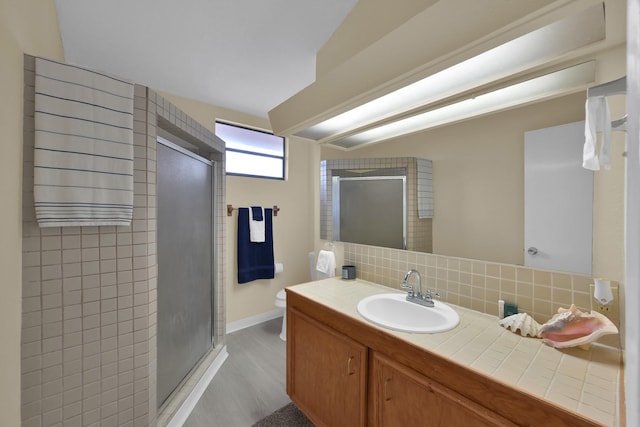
55,0,357,118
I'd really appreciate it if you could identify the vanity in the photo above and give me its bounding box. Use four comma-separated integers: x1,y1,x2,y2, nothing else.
286,279,621,427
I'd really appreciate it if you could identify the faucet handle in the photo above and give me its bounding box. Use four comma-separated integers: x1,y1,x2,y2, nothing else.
401,282,414,297
425,289,440,300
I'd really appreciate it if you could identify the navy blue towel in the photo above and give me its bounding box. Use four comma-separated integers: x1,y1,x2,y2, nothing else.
237,207,274,284
251,206,263,221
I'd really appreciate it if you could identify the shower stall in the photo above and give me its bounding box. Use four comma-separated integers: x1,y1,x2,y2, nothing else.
156,135,216,407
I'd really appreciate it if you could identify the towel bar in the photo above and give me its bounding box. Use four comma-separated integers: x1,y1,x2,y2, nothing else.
227,204,280,216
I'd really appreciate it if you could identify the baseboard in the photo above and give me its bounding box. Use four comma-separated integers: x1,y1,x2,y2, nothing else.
166,346,229,427
226,308,283,334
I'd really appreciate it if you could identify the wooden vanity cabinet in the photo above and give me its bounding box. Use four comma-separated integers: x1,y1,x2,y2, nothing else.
369,352,517,427
286,288,604,427
287,307,367,427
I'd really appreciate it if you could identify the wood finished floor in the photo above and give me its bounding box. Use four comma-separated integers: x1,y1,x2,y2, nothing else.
183,317,290,427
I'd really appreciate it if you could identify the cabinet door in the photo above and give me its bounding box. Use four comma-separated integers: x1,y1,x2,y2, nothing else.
288,308,367,427
370,352,516,427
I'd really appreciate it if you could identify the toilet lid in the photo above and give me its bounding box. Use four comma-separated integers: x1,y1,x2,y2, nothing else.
276,289,286,300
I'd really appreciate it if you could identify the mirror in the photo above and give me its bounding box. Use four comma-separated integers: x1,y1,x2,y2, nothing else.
319,92,626,275
321,157,433,253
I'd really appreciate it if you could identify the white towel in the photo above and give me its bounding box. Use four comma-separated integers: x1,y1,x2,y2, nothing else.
583,96,612,171
316,250,336,276
34,57,134,227
249,207,265,243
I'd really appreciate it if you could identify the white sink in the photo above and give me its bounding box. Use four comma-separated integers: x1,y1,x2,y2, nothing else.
357,293,460,333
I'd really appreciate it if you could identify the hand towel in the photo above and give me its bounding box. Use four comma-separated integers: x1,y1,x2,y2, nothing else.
249,206,265,243
583,96,612,171
237,207,274,284
34,57,134,227
316,249,336,277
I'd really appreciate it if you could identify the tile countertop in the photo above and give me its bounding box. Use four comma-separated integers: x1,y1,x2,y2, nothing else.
287,278,622,427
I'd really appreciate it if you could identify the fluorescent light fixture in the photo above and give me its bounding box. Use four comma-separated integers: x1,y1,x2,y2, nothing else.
330,61,596,149
296,4,604,141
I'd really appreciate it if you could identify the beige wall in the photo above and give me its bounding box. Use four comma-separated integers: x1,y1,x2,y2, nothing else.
316,0,438,76
159,92,316,324
0,1,63,425
320,47,626,285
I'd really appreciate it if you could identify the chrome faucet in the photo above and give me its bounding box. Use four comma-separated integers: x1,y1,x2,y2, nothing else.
402,269,423,298
401,269,439,308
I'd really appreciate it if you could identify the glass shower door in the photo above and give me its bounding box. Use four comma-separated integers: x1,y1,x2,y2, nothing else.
157,138,214,407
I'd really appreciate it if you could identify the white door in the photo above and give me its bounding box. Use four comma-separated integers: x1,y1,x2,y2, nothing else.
524,121,593,274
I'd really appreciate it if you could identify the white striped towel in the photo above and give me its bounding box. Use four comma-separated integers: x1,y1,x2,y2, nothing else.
34,57,134,227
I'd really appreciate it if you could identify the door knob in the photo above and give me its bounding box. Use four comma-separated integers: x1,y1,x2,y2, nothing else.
527,247,538,255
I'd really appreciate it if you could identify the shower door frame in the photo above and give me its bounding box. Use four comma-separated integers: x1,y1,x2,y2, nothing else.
156,135,217,408
332,175,407,249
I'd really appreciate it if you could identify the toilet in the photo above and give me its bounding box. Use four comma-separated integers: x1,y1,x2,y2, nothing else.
275,289,287,341
275,251,329,341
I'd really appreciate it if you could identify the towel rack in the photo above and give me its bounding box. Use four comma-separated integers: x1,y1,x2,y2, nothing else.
587,76,626,98
227,204,280,217
586,76,628,132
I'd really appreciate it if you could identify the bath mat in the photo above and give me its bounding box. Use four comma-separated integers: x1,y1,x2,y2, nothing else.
252,403,315,427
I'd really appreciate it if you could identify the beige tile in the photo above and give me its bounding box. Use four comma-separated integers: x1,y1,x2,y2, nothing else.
533,299,553,319
471,274,485,287
501,265,515,280
486,276,499,291
516,267,533,283
573,292,591,312
42,265,62,281
534,285,551,301
459,284,471,297
61,236,80,250
517,282,533,298
101,246,117,260
553,288,573,307
447,270,460,283
486,263,500,278
533,269,552,285
470,298,485,313
501,279,515,295
500,292,516,305
485,301,498,317
447,258,460,270
42,236,62,251
544,390,579,411
572,274,593,293
552,272,572,290
472,261,485,275
576,404,615,426
459,295,472,309
471,286,485,300
62,262,82,278
459,272,471,285
42,408,62,426
518,296,533,314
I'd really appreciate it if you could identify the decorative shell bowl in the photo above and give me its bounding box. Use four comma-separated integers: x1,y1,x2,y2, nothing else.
538,304,618,349
499,313,542,337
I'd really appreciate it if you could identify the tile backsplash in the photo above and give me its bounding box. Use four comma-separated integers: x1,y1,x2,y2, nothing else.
343,243,619,343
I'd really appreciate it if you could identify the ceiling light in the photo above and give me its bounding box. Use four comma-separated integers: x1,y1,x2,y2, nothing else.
329,61,596,149
295,4,604,141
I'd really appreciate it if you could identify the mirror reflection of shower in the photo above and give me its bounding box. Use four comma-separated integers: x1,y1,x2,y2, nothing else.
333,174,407,249
321,158,433,253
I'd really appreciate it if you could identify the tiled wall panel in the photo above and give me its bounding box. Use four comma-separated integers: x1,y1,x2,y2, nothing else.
22,55,226,427
343,243,617,338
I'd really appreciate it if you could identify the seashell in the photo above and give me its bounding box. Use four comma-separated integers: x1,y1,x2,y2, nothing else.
538,304,618,350
499,312,542,337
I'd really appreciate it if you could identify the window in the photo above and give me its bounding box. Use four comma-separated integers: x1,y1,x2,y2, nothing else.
216,121,285,179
